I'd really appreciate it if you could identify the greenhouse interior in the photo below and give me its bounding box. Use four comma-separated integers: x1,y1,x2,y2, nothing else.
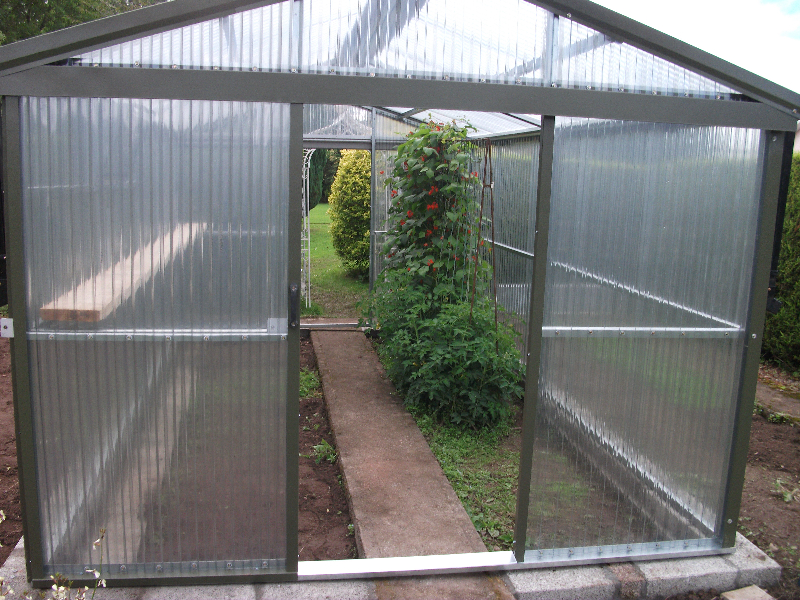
0,0,799,587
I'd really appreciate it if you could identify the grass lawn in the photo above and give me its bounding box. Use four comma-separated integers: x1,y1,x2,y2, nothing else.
304,203,369,319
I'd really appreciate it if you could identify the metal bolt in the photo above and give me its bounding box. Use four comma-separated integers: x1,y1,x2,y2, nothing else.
627,545,632,552
191,562,198,570
242,335,248,341
171,64,178,69
262,560,270,568
213,66,220,70
586,85,591,90
252,66,258,71
681,332,686,336
772,136,778,142
620,331,625,335
794,108,798,114
652,90,657,95
203,335,210,341
650,331,655,336
329,68,335,74
369,72,376,77
727,518,733,524
555,331,560,336
166,335,171,341
87,334,94,340
48,334,55,340
93,63,99,68
751,333,757,339
156,564,163,572
684,92,689,97
716,95,722,100
443,75,450,80
406,74,413,79
291,68,297,73
552,82,557,87
568,548,574,554
480,78,486,83
126,335,132,341
515,78,522,84
619,87,624,92
281,334,287,340
120,565,127,573
226,562,233,569
134,60,140,67
588,330,593,335
655,542,660,548
725,332,729,336
566,12,572,17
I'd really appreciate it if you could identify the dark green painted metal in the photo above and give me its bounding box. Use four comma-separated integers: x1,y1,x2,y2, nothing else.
513,115,555,563
286,102,303,576
526,0,800,116
1,96,45,581
719,130,790,548
369,107,377,293
30,570,296,589
0,0,284,76
0,67,794,131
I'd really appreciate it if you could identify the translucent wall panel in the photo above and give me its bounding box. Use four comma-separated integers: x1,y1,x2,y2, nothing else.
526,119,762,557
74,0,736,100
20,97,290,575
473,136,539,357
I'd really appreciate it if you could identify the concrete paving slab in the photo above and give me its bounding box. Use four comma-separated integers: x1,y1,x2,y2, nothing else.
607,562,645,599
375,573,514,600
507,565,617,600
637,554,739,598
721,584,775,600
723,534,782,589
257,580,378,600
141,584,257,600
311,330,485,559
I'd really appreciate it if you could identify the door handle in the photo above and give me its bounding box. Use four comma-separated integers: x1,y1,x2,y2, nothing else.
289,283,299,328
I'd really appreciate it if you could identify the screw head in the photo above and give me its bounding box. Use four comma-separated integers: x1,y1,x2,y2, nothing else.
727,518,734,524
751,333,757,339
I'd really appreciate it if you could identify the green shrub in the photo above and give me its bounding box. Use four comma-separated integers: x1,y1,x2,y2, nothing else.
763,154,800,372
368,119,522,429
328,150,371,279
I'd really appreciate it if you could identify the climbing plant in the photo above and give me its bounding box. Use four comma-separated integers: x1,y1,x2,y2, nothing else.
369,120,522,429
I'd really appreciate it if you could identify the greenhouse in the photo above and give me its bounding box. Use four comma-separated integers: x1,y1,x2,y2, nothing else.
0,0,798,587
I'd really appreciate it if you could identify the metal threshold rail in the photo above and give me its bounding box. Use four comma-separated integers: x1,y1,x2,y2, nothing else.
297,539,727,580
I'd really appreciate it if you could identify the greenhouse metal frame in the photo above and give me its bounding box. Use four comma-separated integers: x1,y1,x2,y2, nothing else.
0,0,798,587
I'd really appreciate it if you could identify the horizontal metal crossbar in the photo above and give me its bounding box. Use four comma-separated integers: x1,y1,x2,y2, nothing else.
542,326,743,338
0,66,794,130
27,329,287,342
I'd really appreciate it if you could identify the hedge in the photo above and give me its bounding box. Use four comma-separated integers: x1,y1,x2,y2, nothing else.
763,153,800,373
327,150,371,279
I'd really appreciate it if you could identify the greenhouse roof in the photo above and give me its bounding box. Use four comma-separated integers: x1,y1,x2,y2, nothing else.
0,0,797,134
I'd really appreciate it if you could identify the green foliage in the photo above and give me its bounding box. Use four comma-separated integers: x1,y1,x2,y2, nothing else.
308,149,327,211
0,0,162,46
321,149,341,204
764,154,800,371
312,439,337,464
328,150,372,280
411,407,519,549
299,367,321,398
369,120,522,429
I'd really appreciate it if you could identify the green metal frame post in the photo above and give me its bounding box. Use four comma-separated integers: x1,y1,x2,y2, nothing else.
513,115,556,563
1,95,45,581
720,130,793,547
369,107,377,292
285,102,303,575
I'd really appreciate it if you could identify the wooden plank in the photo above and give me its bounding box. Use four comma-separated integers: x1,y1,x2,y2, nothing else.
40,223,204,322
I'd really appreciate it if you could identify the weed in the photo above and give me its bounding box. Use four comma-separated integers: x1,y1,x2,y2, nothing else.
312,439,338,464
299,368,322,398
768,412,792,424
773,478,799,502
347,524,354,537
0,305,7,318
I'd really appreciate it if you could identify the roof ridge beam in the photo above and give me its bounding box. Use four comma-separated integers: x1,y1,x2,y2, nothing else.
0,0,284,76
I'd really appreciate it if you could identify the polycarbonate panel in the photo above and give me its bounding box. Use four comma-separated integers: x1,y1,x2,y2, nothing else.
526,118,763,557
553,18,735,98
20,96,290,576
304,104,372,141
471,136,539,357
74,0,742,102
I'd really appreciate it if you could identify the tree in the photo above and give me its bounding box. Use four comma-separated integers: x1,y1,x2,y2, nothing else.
321,149,341,204
308,149,327,211
0,0,163,46
328,150,371,280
